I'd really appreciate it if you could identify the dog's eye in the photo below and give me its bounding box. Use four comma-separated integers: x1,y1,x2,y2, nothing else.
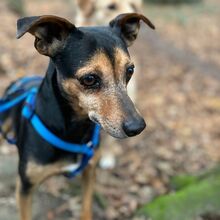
107,3,117,10
126,65,135,83
79,74,101,89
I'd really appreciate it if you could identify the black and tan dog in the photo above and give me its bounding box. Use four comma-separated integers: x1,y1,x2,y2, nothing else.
0,13,154,220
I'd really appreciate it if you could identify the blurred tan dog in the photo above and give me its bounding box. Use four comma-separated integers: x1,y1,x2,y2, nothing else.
74,0,142,26
74,0,143,169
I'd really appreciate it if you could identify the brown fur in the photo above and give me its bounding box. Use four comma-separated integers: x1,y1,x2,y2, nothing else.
76,0,95,19
16,178,33,220
26,161,70,185
16,161,70,220
114,47,132,80
81,147,102,220
1,117,13,132
16,153,102,220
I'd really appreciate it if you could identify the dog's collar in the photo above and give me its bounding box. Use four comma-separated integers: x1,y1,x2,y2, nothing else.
0,76,101,178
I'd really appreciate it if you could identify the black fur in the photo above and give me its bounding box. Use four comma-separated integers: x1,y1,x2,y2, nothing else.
0,14,153,205
1,24,130,192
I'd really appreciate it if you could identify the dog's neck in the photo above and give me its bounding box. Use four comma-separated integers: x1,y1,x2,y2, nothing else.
35,60,94,144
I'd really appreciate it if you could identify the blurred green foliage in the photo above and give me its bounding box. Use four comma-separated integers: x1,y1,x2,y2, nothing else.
170,175,198,190
137,166,220,220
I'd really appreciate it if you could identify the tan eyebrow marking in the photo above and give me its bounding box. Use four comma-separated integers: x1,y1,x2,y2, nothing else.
113,48,131,80
75,49,113,79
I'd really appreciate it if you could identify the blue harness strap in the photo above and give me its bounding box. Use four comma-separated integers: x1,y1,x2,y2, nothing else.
0,91,32,113
0,76,42,144
5,76,42,96
0,76,101,178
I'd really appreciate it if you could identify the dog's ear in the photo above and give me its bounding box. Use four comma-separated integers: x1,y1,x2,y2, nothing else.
75,0,95,17
129,0,143,12
17,15,76,56
109,13,155,47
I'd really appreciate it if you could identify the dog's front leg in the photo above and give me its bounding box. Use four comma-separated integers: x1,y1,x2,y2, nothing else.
80,148,101,220
16,177,34,220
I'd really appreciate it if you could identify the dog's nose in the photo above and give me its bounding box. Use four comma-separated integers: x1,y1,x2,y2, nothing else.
122,118,146,137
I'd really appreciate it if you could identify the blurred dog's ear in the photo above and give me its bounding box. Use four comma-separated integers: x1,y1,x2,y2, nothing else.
17,15,76,56
129,0,143,12
109,13,155,47
75,0,95,17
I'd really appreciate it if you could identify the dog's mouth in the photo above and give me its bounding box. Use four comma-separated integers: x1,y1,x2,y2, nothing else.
89,114,100,125
88,112,146,138
88,112,127,139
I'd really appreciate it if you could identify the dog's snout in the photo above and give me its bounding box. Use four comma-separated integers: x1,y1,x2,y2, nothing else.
122,118,146,137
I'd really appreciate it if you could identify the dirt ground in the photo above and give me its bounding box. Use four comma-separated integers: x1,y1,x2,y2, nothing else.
0,0,220,219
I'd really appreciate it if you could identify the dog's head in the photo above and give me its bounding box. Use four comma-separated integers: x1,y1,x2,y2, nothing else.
75,0,143,25
17,13,155,138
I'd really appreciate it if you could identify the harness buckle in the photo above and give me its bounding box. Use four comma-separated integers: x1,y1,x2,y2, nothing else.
22,88,38,120
22,102,35,120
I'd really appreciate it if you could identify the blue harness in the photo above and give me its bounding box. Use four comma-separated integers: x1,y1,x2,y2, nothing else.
0,76,101,178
